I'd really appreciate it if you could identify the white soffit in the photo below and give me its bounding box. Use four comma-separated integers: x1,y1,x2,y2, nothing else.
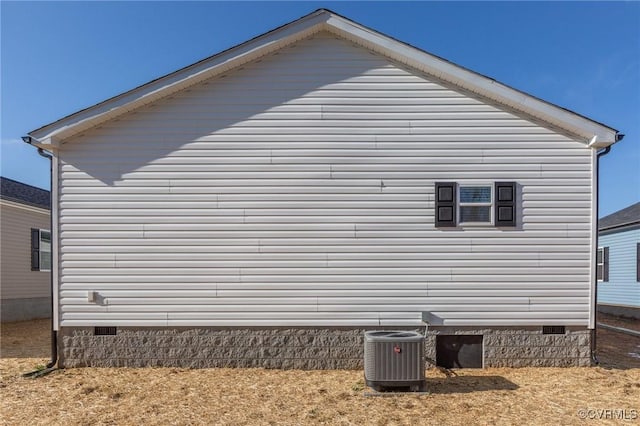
28,9,619,148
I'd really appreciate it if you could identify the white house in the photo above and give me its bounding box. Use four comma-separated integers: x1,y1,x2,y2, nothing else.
24,9,621,369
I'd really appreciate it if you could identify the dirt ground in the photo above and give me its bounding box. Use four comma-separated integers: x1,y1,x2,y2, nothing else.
597,313,640,369
1,320,639,426
599,312,640,333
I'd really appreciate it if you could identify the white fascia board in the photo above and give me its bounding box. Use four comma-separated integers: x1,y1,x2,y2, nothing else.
324,15,618,146
31,137,60,150
29,11,330,143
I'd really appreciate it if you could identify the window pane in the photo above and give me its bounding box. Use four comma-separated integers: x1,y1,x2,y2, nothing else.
39,231,51,270
597,249,603,264
460,206,491,223
460,186,491,203
40,238,51,252
596,265,603,281
40,251,51,270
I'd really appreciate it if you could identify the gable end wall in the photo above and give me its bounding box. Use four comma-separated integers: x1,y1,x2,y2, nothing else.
55,33,594,329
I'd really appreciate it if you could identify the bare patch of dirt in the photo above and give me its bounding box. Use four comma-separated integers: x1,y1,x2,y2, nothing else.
599,312,640,333
596,313,640,369
1,320,638,425
596,327,640,369
0,319,50,359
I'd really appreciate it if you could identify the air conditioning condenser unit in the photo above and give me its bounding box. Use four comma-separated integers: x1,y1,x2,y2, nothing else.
364,330,426,392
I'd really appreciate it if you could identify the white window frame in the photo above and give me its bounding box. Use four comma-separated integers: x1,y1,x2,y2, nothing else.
39,229,51,272
596,247,605,282
458,184,493,226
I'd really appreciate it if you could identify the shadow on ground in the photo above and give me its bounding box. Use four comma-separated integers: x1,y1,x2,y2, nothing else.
426,375,519,394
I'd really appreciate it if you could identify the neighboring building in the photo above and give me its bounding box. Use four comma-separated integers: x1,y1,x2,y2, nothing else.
597,202,640,319
0,177,51,322
24,10,622,369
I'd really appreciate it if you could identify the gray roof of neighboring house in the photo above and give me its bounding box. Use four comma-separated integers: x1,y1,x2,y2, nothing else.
599,202,640,231
0,177,50,210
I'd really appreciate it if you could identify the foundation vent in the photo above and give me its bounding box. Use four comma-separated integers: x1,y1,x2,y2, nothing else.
542,326,566,335
94,327,117,336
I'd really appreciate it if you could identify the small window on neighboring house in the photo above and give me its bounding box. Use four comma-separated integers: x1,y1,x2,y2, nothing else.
597,247,609,282
459,185,492,225
31,229,51,271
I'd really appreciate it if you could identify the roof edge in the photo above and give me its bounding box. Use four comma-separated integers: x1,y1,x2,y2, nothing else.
599,221,640,234
598,201,640,232
321,11,618,146
0,196,51,212
28,8,620,147
28,9,332,142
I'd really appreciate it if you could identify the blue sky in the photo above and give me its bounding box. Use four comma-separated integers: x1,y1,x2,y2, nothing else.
1,1,638,216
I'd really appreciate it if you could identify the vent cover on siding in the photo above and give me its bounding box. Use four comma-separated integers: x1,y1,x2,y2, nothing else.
542,326,565,335
94,327,117,336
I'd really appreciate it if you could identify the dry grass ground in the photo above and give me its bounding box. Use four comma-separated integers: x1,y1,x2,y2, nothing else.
1,320,639,426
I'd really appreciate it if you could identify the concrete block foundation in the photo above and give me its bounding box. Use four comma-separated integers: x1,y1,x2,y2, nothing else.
58,326,592,369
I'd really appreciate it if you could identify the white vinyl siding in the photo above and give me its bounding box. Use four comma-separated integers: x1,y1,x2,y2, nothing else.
56,33,593,327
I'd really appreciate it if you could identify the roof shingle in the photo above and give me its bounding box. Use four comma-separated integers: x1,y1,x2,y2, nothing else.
599,202,640,231
0,177,50,210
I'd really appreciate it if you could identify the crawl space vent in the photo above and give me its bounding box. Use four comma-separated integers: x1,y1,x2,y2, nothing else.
436,335,483,368
94,327,117,336
542,326,566,335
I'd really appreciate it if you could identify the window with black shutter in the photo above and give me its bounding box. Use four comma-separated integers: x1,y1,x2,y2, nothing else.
435,182,457,227
30,228,51,272
597,247,609,282
495,182,516,227
435,181,518,228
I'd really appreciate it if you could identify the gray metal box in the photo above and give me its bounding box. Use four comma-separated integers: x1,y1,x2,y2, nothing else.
364,331,426,391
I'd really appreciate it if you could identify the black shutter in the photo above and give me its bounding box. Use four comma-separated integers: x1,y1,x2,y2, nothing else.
31,228,40,271
636,243,639,282
435,182,457,227
603,246,609,282
495,182,516,227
